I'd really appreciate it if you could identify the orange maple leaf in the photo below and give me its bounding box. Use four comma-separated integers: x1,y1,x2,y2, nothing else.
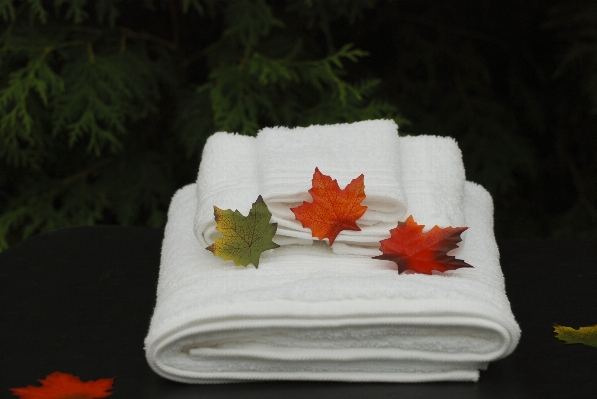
291,167,367,245
373,215,472,274
9,371,114,399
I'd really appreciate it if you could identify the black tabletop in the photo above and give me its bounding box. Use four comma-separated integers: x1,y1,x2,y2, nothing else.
1,226,596,398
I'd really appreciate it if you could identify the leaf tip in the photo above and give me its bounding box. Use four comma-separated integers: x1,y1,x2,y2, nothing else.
213,205,224,221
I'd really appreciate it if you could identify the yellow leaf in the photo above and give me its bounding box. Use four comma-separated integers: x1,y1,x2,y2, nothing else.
554,324,597,348
206,195,279,268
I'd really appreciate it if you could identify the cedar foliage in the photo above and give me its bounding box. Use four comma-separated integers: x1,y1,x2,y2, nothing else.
0,0,405,250
354,1,597,238
1,0,596,250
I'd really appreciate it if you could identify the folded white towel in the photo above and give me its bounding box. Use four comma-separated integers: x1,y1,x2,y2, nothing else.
333,134,468,256
399,135,466,230
193,132,311,247
145,181,520,383
256,120,408,246
194,121,410,253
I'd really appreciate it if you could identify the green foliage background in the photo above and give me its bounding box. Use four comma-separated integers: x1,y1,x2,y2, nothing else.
1,0,596,250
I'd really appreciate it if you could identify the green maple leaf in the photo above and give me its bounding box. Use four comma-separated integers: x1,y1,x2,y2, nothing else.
206,195,280,267
554,324,597,348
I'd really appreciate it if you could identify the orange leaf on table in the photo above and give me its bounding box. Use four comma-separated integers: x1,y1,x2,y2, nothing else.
373,215,471,274
9,371,114,399
291,167,367,246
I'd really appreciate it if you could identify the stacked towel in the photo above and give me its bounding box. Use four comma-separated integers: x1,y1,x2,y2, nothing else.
192,124,467,256
193,132,259,246
193,120,409,254
145,182,520,383
146,122,520,382
256,120,407,245
399,135,466,230
193,132,311,247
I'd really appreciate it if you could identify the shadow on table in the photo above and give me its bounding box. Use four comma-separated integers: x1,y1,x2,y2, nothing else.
142,359,533,399
144,376,482,399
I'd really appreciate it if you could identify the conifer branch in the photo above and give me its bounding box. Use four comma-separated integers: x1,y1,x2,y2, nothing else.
61,158,114,187
168,0,180,49
1,40,86,53
118,27,177,51
181,42,217,68
87,42,95,63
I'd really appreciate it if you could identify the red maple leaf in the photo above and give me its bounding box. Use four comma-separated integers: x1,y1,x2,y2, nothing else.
291,167,367,245
373,215,472,274
9,371,114,399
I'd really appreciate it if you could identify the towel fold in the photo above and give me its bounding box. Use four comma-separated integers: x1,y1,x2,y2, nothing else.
331,134,468,256
256,120,408,246
193,132,311,247
194,120,413,253
193,127,470,257
399,135,466,230
145,181,520,383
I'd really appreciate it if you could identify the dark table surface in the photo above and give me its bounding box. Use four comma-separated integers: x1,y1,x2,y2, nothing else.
1,226,596,398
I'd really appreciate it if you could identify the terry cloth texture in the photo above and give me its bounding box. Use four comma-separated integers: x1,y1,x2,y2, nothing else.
145,180,520,383
256,120,407,245
194,122,465,256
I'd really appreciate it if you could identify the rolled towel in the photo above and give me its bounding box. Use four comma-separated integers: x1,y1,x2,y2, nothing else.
193,132,311,247
255,120,408,246
145,182,520,383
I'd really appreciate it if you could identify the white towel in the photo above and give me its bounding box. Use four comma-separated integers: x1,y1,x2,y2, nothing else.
193,132,311,247
145,181,520,383
333,134,468,256
399,135,466,230
256,120,408,246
